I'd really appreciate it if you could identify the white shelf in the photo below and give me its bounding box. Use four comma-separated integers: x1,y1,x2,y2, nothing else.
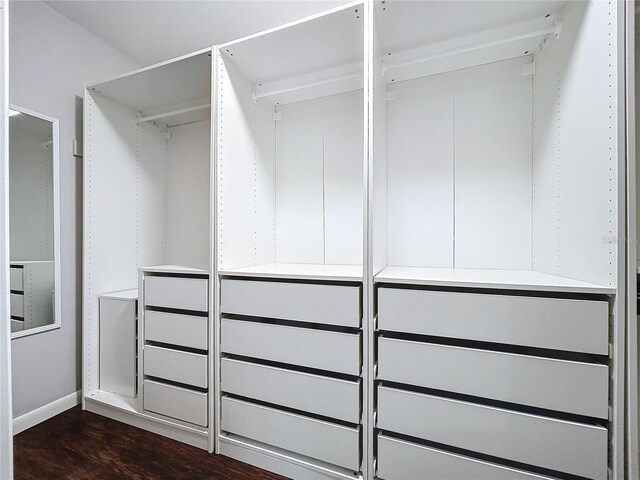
100,288,138,301
375,266,615,294
219,263,363,282
86,390,138,413
141,264,209,275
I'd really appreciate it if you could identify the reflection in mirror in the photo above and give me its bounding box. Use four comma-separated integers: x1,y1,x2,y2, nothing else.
9,106,60,338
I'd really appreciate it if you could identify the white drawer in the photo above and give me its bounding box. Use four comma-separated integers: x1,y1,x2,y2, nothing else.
144,276,208,312
221,318,361,375
221,396,360,470
221,279,361,327
377,387,607,480
143,379,207,427
145,310,208,350
221,358,361,423
143,345,207,388
378,288,608,355
10,293,23,318
11,319,24,333
10,267,23,291
378,337,609,418
377,435,554,480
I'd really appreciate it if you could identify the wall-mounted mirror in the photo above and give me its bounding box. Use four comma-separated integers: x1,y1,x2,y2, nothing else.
9,105,60,338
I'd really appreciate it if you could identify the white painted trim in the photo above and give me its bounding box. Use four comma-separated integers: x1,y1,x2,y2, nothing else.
0,0,12,476
13,390,81,435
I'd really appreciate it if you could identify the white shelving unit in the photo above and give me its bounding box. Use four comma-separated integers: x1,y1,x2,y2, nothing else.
369,1,626,479
83,49,214,451
214,3,367,479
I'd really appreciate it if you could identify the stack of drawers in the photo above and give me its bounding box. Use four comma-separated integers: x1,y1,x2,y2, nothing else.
219,278,363,473
374,287,610,480
141,272,209,427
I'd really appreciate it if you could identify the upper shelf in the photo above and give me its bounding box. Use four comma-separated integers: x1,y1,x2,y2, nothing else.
375,266,614,295
142,264,209,276
219,263,363,282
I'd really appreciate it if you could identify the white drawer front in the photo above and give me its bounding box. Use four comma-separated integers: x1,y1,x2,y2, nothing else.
144,276,208,312
221,318,361,375
378,288,608,355
145,310,208,350
221,397,360,470
143,379,207,427
10,267,23,291
377,387,607,480
377,435,554,480
144,345,207,388
11,320,24,333
221,358,361,423
378,337,609,419
10,293,24,318
221,279,361,327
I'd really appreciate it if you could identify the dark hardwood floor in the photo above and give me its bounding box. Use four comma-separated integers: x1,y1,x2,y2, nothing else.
14,406,288,480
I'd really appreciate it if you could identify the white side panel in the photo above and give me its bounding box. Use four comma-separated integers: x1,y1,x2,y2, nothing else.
454,57,532,269
386,74,454,267
136,121,167,269
166,120,211,270
378,387,608,480
532,33,559,275
323,91,363,265
217,56,261,270
84,93,138,393
377,435,554,480
372,29,388,275
275,98,324,263
556,0,618,286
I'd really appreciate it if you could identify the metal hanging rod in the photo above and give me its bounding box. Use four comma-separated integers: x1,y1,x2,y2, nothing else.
136,103,211,124
254,72,362,101
384,24,559,74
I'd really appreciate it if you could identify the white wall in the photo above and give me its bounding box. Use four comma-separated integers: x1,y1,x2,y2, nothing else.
9,0,138,417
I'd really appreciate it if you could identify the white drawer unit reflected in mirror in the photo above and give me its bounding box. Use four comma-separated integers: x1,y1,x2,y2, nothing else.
9,105,60,338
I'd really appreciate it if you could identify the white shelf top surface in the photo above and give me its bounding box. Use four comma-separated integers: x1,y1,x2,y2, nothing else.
375,266,615,294
141,264,209,275
100,288,138,301
219,263,363,282
86,390,137,413
10,260,54,265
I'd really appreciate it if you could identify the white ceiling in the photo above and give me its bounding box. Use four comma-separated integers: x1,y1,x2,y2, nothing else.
45,0,350,66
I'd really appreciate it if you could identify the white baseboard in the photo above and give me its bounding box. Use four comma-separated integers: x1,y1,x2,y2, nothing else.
13,390,81,435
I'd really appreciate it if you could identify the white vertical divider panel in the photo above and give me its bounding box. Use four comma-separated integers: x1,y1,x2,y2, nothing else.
372,16,387,276
83,93,138,395
211,46,220,455
556,0,618,287
0,0,11,475
626,3,638,478
275,98,325,264
137,121,167,268
386,74,454,267
454,57,532,270
217,57,269,270
166,120,211,270
532,33,559,276
254,100,276,266
324,91,364,265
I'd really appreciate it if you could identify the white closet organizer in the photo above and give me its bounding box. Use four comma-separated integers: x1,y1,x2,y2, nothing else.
370,1,625,480
82,50,214,450
214,3,367,479
9,260,54,332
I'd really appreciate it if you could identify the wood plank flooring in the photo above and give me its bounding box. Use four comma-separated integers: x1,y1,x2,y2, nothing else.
14,406,288,479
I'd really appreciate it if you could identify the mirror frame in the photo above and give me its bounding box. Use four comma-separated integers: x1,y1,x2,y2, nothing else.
9,104,61,339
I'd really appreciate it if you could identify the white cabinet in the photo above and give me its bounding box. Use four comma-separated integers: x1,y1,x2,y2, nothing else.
10,261,54,330
99,289,137,398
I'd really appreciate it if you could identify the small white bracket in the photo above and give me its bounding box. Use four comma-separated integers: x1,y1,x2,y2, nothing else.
273,112,282,121
522,61,536,76
73,139,83,158
163,131,172,140
554,20,563,39
386,89,396,101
